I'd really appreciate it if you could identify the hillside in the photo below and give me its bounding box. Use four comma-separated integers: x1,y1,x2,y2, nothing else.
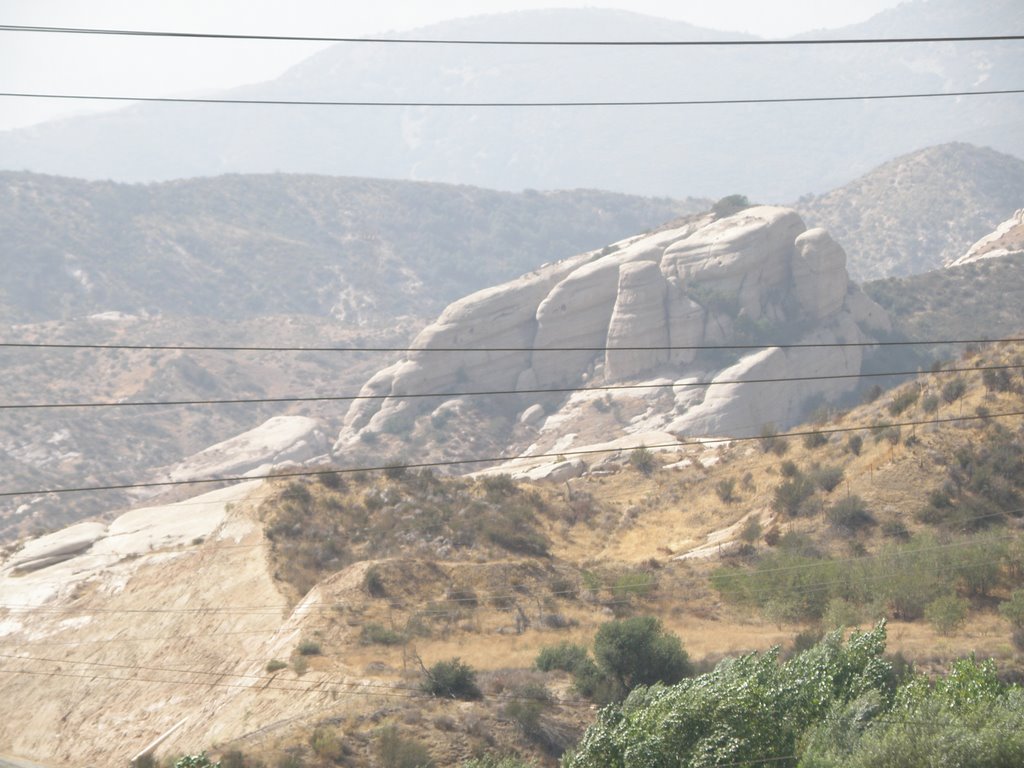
0,172,698,325
1,2,1020,199
864,251,1024,351
0,173,697,541
796,143,1024,281
2,340,1023,766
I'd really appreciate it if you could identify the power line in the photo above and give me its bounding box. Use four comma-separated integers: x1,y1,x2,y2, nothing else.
2,335,1020,353
1,88,1020,108
2,24,1022,46
2,362,1016,411
1,408,1021,499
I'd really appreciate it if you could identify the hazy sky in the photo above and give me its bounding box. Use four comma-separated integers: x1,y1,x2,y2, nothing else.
0,0,906,130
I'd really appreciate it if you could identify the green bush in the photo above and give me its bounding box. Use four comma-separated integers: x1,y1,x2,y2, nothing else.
925,594,969,635
535,642,590,674
502,699,546,740
847,434,864,456
422,658,482,700
803,431,829,449
772,475,817,517
629,446,656,475
1000,590,1024,629
827,495,874,531
310,726,345,762
712,194,751,218
365,566,387,597
780,459,800,478
296,639,321,656
942,376,967,404
174,756,220,768
810,464,845,493
715,478,737,503
461,756,536,768
265,659,287,673
612,570,656,598
739,515,762,544
888,389,920,416
378,725,435,768
361,623,406,646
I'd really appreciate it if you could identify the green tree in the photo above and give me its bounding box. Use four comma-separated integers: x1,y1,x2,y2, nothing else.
591,616,691,697
566,624,892,768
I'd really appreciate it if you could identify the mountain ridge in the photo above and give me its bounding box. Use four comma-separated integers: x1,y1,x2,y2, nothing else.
1,2,1020,199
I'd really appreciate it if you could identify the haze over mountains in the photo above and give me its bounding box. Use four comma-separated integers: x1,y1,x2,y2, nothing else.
1,0,1021,200
2,4,1024,764
797,143,1024,281
0,173,696,325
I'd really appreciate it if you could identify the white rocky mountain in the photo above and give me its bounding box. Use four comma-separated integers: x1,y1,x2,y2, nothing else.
334,206,890,468
946,208,1024,267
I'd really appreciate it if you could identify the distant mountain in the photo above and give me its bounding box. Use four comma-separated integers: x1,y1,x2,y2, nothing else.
0,172,698,325
0,1,1020,199
865,251,1024,347
796,143,1024,281
947,207,1024,266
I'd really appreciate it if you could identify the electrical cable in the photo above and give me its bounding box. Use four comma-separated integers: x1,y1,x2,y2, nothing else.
1,408,1021,499
3,335,1019,353
2,362,1017,411
2,24,1022,46
4,510,1022,619
1,88,1021,108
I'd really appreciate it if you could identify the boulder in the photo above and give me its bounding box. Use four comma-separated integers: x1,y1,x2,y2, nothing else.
165,416,326,483
604,261,670,381
6,522,107,573
791,228,848,318
519,404,546,426
661,207,805,321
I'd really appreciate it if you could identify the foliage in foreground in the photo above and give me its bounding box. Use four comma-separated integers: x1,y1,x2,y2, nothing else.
563,623,1024,768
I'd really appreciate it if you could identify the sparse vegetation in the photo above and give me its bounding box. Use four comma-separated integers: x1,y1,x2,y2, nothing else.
535,643,590,674
296,639,321,656
421,658,482,700
628,446,655,475
714,478,737,503
888,388,920,416
377,725,435,768
826,494,874,532
925,593,969,635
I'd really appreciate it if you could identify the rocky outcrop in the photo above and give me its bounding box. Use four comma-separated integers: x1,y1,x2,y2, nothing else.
163,416,328,483
334,207,890,455
946,209,1024,267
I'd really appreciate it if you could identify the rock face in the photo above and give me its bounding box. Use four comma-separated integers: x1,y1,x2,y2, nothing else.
164,416,328,483
334,206,891,456
946,209,1024,267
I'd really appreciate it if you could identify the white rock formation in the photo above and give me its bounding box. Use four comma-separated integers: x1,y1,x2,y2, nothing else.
0,481,262,609
334,206,890,452
164,415,327,483
946,209,1024,267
